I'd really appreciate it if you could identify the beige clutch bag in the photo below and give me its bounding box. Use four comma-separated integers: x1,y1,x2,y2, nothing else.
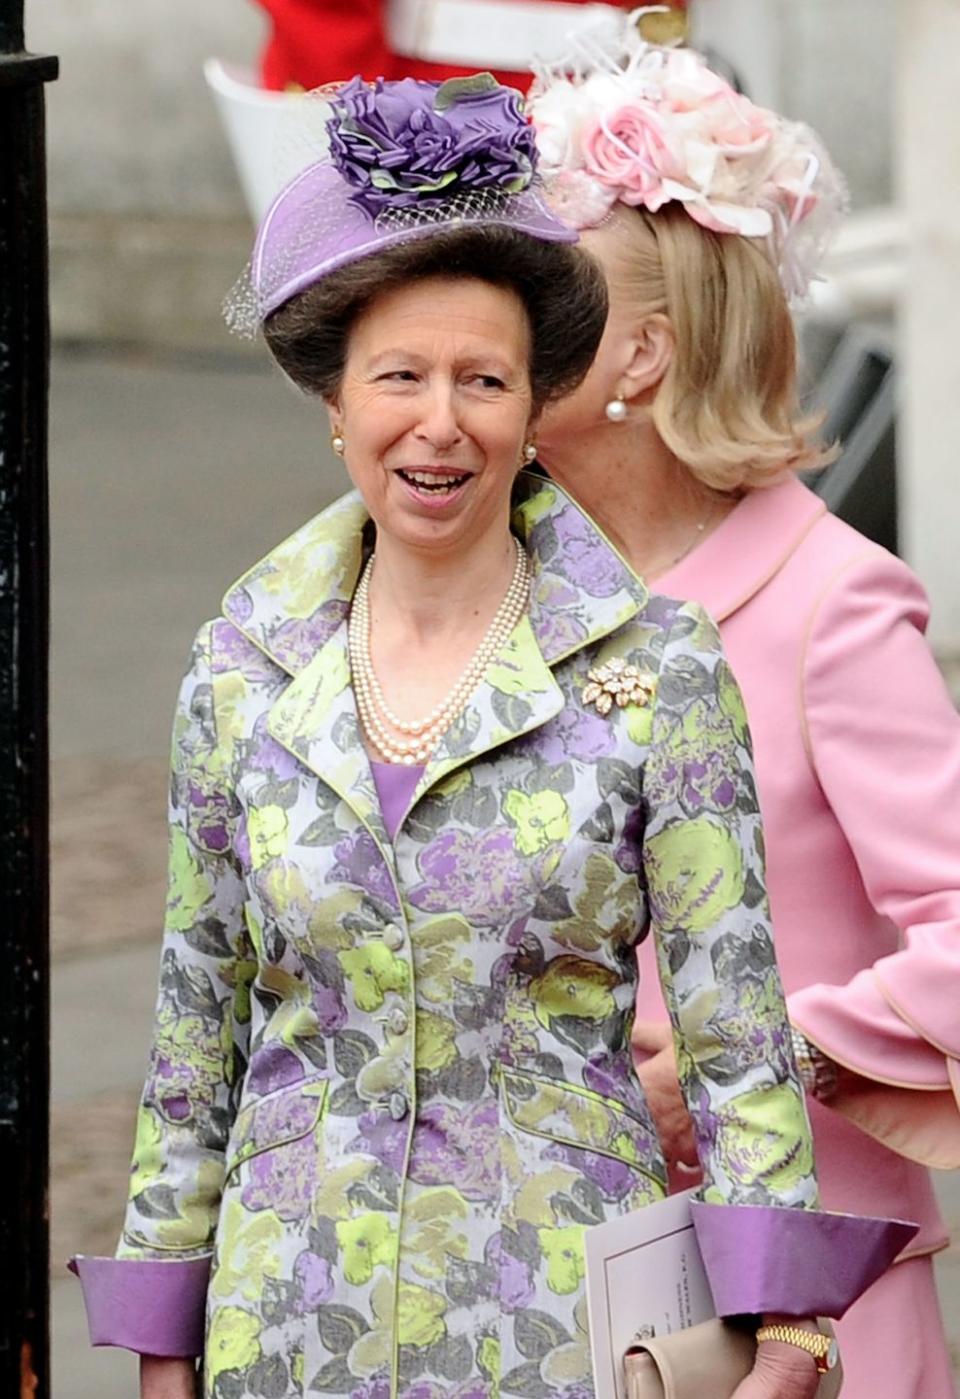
623,1319,842,1399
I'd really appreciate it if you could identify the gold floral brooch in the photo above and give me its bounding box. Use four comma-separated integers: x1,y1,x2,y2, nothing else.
582,658,657,717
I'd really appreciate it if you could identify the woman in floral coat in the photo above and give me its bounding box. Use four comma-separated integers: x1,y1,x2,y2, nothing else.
72,75,904,1399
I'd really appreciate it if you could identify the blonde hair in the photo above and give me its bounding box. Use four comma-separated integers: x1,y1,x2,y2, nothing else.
616,204,834,491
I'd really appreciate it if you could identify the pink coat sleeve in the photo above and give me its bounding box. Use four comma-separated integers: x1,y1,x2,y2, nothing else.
789,550,960,1166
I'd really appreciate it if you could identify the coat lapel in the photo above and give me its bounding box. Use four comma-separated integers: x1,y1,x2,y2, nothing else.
657,474,826,622
222,492,392,853
408,477,648,810
220,474,648,836
265,621,392,857
222,492,369,677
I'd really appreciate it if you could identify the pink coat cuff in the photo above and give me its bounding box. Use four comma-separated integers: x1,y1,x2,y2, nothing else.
68,1254,210,1356
874,925,960,1063
790,974,951,1089
689,1204,918,1319
791,977,960,1168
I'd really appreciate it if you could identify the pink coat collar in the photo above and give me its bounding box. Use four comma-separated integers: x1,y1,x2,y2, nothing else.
657,474,827,620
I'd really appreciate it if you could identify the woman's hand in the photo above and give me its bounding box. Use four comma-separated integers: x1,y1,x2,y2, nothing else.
140,1355,199,1399
730,1340,819,1399
632,1020,698,1177
730,1316,823,1399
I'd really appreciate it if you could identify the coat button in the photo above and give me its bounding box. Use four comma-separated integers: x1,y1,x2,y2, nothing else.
388,1092,409,1121
383,923,405,951
387,1007,408,1036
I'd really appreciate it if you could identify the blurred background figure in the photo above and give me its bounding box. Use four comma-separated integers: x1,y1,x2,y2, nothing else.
254,0,675,90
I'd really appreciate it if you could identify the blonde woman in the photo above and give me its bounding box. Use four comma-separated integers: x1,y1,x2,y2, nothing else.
529,35,960,1399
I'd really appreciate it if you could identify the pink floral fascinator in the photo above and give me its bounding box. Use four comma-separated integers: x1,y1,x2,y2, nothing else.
226,73,577,336
527,10,848,300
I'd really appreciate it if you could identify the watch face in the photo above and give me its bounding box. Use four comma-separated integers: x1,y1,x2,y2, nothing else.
825,1338,840,1371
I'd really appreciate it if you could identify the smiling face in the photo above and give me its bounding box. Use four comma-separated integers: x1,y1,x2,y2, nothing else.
328,276,534,558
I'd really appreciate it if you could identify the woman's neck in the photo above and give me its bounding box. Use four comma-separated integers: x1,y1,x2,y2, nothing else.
539,414,735,580
368,518,517,645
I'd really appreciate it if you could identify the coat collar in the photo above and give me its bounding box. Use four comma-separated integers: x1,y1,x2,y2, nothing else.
221,474,648,850
221,471,648,677
656,474,826,622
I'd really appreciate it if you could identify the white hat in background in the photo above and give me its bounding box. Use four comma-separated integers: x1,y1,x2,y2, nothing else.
204,58,331,224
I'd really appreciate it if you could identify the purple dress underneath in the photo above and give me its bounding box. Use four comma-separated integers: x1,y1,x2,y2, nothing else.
370,761,424,839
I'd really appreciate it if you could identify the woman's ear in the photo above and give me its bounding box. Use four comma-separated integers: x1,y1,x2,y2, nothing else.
324,394,343,436
620,312,675,402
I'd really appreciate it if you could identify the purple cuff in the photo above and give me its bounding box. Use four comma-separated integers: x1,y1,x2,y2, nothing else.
689,1203,919,1319
68,1254,211,1356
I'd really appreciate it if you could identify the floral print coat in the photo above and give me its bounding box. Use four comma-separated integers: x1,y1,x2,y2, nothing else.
92,476,821,1398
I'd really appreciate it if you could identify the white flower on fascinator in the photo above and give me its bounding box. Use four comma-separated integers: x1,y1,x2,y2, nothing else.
546,169,619,226
528,27,848,300
530,71,628,170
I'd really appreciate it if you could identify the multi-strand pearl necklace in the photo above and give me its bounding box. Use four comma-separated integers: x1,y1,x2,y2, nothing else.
349,536,531,765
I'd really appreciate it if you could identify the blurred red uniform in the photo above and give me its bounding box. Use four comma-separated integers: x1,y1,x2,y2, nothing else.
255,0,673,92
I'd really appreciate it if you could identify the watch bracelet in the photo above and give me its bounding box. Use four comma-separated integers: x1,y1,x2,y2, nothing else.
790,1025,838,1102
755,1323,837,1373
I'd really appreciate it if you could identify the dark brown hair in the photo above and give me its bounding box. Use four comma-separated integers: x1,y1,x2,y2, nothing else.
262,225,608,411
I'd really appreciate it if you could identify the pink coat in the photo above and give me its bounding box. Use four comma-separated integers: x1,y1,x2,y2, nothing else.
635,474,960,1260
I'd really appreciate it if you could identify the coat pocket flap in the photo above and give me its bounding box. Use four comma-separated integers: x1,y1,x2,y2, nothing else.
501,1066,658,1170
225,1076,328,1180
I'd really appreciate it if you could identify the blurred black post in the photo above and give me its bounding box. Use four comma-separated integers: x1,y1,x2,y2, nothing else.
0,0,57,1393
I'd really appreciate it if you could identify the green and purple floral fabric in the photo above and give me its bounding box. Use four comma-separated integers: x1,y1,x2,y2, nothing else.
108,476,816,1397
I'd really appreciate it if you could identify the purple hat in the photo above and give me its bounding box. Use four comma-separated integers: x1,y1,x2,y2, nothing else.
226,73,577,335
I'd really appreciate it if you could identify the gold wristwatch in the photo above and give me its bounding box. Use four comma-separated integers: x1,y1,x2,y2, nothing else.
755,1325,840,1375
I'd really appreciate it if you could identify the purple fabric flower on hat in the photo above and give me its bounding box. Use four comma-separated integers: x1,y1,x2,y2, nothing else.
328,74,536,217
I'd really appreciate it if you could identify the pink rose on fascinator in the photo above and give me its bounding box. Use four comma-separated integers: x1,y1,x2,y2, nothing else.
581,102,680,208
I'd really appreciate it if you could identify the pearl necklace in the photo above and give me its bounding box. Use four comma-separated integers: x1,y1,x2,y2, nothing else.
349,537,531,765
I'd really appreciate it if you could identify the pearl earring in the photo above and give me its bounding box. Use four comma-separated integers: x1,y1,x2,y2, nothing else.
523,443,538,463
330,433,345,456
605,394,628,424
